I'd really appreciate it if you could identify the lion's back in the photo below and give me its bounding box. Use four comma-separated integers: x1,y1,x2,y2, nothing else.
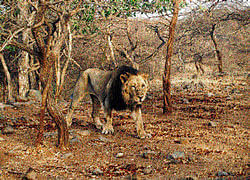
85,68,113,100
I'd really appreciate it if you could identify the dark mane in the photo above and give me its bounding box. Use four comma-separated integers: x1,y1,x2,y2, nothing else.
109,66,138,111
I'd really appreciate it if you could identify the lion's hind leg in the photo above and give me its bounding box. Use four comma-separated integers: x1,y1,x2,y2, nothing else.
66,72,88,127
90,94,103,130
102,108,114,134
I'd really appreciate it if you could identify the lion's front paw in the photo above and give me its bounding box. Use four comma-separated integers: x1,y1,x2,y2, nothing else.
94,118,103,130
102,124,114,134
138,132,152,139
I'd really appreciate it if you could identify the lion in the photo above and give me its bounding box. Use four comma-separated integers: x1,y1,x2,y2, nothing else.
66,65,151,138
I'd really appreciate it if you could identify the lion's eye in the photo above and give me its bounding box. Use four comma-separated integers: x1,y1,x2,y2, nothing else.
142,84,145,88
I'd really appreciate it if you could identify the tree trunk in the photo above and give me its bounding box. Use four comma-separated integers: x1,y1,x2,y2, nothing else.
36,67,53,146
18,33,30,99
32,0,72,148
210,24,223,73
55,22,72,100
18,1,31,100
47,91,69,149
107,34,118,68
163,0,180,114
29,56,37,89
0,53,14,102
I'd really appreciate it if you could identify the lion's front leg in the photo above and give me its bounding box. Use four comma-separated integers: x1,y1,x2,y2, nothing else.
131,105,151,139
102,109,114,134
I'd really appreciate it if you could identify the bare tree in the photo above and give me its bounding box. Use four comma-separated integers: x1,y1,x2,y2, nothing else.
163,0,180,114
175,0,249,74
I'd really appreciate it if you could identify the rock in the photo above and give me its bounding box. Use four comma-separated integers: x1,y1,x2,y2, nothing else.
97,136,113,142
70,136,81,143
141,150,156,159
92,168,103,175
207,92,214,97
208,121,217,127
167,151,185,160
174,139,188,144
26,89,42,102
116,153,124,158
143,166,153,175
217,171,229,176
24,168,37,180
2,126,14,134
213,72,225,77
76,130,90,137
125,163,137,171
63,152,73,158
182,98,189,104
44,131,57,137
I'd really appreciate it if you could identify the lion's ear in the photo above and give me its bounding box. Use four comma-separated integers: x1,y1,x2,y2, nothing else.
120,73,130,84
140,73,149,80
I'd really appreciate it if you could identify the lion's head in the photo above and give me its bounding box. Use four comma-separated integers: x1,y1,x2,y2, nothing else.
120,73,148,105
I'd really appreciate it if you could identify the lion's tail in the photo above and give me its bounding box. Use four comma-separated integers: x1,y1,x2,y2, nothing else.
66,70,89,127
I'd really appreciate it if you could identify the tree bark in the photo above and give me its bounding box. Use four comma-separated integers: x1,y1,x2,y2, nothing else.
47,90,69,148
163,0,180,114
18,1,30,100
18,31,30,100
36,67,53,146
107,34,118,68
0,53,14,102
55,22,72,100
210,24,223,73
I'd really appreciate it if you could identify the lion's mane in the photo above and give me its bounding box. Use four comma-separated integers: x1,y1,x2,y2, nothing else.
109,65,138,111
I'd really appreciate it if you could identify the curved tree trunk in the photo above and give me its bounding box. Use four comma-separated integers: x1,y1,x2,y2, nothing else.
47,91,69,149
210,24,223,73
163,0,180,114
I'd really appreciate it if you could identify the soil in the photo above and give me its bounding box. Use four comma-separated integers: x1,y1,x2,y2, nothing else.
0,71,249,179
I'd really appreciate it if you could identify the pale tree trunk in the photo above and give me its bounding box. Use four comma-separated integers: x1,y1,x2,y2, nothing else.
18,30,30,100
18,1,33,100
163,0,180,114
55,22,72,100
107,34,118,68
29,56,37,89
0,53,14,102
55,22,62,100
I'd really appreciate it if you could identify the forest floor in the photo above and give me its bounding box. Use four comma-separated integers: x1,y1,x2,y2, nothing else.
0,69,249,179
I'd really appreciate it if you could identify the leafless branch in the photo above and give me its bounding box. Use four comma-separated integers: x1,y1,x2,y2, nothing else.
0,28,25,52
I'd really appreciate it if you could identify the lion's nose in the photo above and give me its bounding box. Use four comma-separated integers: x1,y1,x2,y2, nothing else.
138,95,143,101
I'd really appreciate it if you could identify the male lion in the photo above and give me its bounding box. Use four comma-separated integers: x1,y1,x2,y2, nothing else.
66,65,151,138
